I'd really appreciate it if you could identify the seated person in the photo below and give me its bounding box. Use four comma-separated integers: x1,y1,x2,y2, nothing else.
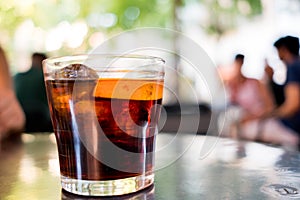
262,36,300,146
222,54,298,149
14,53,52,132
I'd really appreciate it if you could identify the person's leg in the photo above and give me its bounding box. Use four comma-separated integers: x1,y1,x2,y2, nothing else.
260,118,299,149
239,120,261,141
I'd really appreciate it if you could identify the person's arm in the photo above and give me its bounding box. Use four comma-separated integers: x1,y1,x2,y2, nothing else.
0,47,12,89
0,47,25,141
0,89,25,140
273,83,300,118
258,80,275,115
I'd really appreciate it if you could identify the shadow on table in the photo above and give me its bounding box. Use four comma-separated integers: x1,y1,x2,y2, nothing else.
0,136,24,200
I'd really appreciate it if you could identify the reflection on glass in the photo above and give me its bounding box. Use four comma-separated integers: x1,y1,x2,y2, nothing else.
61,184,154,200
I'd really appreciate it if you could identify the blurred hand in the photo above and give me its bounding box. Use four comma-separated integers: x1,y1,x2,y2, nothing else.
240,113,260,124
0,89,25,141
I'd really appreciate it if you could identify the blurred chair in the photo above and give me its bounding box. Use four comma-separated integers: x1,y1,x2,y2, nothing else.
160,103,212,134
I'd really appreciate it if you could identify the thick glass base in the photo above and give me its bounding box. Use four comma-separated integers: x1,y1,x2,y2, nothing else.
61,174,154,196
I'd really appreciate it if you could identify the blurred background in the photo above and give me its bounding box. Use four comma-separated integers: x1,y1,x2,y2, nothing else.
1,0,300,106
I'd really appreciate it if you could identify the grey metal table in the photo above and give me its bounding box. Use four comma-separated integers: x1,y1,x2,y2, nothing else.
0,132,300,200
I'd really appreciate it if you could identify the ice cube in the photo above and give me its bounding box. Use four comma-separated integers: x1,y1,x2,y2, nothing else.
54,64,98,79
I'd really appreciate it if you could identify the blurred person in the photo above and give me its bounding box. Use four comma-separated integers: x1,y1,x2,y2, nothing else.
222,54,299,148
265,36,300,139
264,59,285,106
227,54,274,124
0,46,25,141
14,53,52,132
222,54,274,138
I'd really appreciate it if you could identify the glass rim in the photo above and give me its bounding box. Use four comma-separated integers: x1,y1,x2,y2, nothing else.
43,53,165,66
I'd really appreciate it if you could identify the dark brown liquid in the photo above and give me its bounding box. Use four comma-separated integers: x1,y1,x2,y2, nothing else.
45,79,162,180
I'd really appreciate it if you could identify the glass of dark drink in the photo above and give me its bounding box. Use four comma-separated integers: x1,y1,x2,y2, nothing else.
43,54,165,196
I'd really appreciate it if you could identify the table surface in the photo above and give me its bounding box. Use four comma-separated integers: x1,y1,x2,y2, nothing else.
1,132,300,200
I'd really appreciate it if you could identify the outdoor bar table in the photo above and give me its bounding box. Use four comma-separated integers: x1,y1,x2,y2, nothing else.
0,132,300,200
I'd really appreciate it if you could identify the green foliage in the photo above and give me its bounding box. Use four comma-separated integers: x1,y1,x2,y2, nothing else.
0,0,263,65
181,0,263,36
0,0,263,41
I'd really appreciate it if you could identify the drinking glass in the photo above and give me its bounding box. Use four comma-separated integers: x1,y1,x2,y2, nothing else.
43,54,165,196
